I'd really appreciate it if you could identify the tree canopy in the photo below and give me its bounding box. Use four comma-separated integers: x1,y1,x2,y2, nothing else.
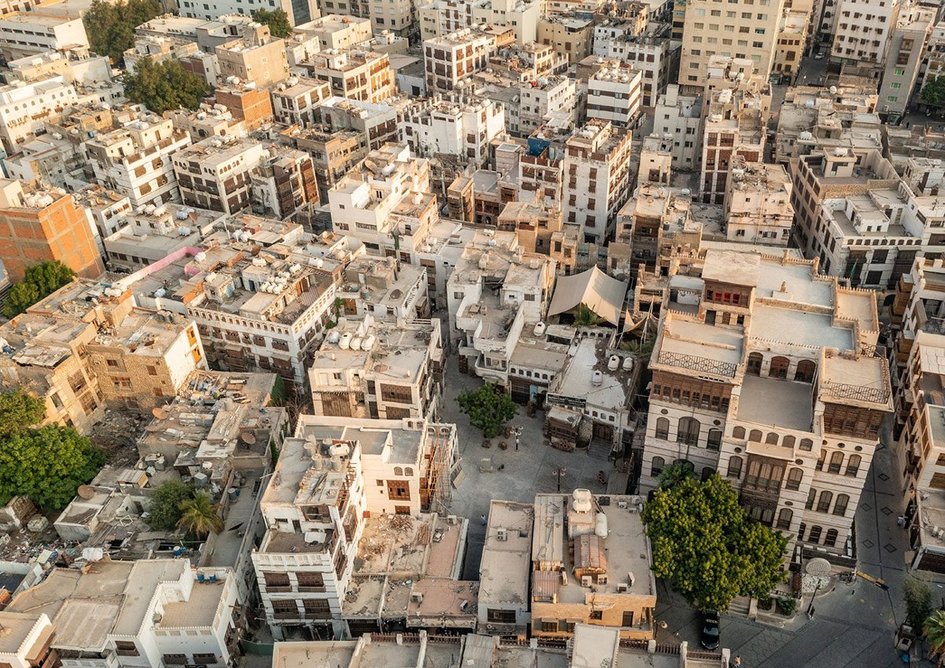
642,474,787,612
147,480,195,531
252,9,292,38
3,261,74,318
457,384,517,439
83,0,163,63
0,390,45,438
925,609,945,663
923,76,945,108
904,577,933,634
124,58,210,114
178,492,223,537
0,424,106,511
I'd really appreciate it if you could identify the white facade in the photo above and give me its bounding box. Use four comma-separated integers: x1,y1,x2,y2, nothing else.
0,14,88,60
518,76,576,135
831,0,902,67
0,76,78,154
652,84,702,170
423,30,495,94
586,66,643,127
172,140,266,215
178,0,320,28
398,96,506,165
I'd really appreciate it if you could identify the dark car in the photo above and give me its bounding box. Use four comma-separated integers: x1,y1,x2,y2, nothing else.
700,611,720,650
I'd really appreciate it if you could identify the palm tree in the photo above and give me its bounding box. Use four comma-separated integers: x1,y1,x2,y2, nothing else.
177,493,223,537
574,303,603,327
926,610,945,665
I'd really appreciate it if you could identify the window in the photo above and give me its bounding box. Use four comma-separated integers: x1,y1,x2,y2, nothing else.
785,468,803,491
622,611,635,627
799,438,813,451
833,494,849,516
115,642,139,657
727,456,743,478
816,491,833,513
651,456,665,476
272,600,297,619
845,454,861,476
798,522,806,541
769,356,789,379
824,528,839,547
655,417,669,439
590,610,603,620
303,599,331,618
806,488,816,510
296,572,325,591
264,572,290,591
776,508,792,530
765,432,779,445
795,360,816,382
828,451,844,474
540,619,559,632
808,525,823,544
816,450,826,471
732,426,746,439
163,655,187,665
488,609,516,623
783,435,795,449
707,429,722,451
748,429,763,442
677,417,700,445
701,467,714,481
387,480,410,500
193,654,217,665
747,352,763,375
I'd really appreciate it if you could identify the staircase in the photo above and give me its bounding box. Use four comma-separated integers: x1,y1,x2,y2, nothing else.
728,596,752,617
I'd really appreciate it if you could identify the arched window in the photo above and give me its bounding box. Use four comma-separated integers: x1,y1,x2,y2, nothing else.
799,438,813,451
707,429,723,451
816,450,827,471
776,508,793,530
808,525,823,544
798,522,807,541
701,467,714,482
828,451,844,474
805,488,816,510
833,494,849,516
732,426,746,439
651,456,665,477
677,417,701,446
769,356,790,379
795,359,816,383
404,467,413,477
748,429,763,442
765,432,779,445
785,468,803,491
655,417,670,440
845,455,861,477
816,491,833,513
747,352,763,376
727,456,743,478
394,466,403,476
824,529,839,547
782,435,796,449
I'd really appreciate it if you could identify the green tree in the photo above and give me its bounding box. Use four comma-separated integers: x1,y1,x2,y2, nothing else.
457,384,517,439
147,480,195,531
0,390,45,437
924,76,945,108
642,475,787,612
177,492,223,537
124,58,210,114
657,460,695,489
0,425,106,511
926,610,945,665
83,0,163,63
904,577,933,634
3,261,74,318
573,303,604,327
252,9,292,38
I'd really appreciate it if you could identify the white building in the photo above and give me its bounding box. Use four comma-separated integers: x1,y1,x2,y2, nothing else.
518,76,576,136
831,0,903,68
652,84,702,170
0,76,78,154
294,14,372,51
398,95,506,166
0,13,88,60
592,29,680,107
172,138,266,215
586,63,643,128
423,30,495,94
177,0,320,28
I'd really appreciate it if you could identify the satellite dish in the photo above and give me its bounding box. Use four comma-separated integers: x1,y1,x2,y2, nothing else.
152,406,168,419
77,485,95,500
240,432,257,445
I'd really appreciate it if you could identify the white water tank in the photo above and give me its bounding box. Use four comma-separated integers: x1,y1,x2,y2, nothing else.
608,355,620,371
595,512,608,539
362,335,376,350
339,333,352,350
533,321,546,336
327,330,341,344
622,357,633,371
572,489,593,513
591,370,603,386
350,337,362,351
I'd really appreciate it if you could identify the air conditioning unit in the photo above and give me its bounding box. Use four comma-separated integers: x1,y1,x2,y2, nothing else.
617,499,628,509
597,574,608,585
616,583,629,593
496,528,508,541
581,575,593,587
411,592,423,604
447,514,458,525
628,572,636,587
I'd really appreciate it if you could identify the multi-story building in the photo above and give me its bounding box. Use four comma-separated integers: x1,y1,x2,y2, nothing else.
472,0,541,44
250,148,320,219
590,26,680,107
124,218,339,389
789,148,937,289
921,21,945,94
418,0,474,40
478,500,533,637
272,77,333,126
213,85,275,131
773,10,809,82
103,203,223,271
563,120,634,244
85,115,191,209
423,29,495,94
585,62,644,128
677,0,785,86
537,14,594,63
0,76,78,154
398,95,506,166
178,0,319,26
295,15,373,51
309,314,442,420
446,229,556,382
252,414,457,636
365,0,414,36
652,84,703,170
308,49,395,103
877,4,935,120
0,13,88,60
723,157,794,245
517,76,576,136
639,246,892,563
172,138,266,215
216,35,289,89
831,0,902,69
0,178,102,280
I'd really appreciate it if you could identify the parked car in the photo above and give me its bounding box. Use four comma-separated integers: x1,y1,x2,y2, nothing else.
815,50,825,59
700,611,721,650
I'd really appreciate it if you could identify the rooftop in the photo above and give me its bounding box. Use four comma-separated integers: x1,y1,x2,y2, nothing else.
479,500,533,609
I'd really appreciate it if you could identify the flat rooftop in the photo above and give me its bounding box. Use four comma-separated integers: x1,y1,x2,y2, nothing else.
479,501,532,609
736,375,813,432
555,338,630,412
159,580,225,628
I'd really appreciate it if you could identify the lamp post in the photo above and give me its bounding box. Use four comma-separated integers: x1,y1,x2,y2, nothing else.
554,467,567,492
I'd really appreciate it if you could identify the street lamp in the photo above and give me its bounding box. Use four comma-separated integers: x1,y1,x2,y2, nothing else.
554,467,567,492
807,577,823,619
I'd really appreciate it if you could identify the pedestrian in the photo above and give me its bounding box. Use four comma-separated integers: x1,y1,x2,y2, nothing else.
897,515,906,528
732,656,742,667
480,514,487,525
515,436,519,451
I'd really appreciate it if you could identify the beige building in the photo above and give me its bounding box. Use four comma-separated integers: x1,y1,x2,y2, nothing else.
537,15,594,64
173,138,266,215
773,9,809,81
678,0,785,87
216,36,289,89
723,157,794,245
308,49,395,103
639,246,891,563
423,29,495,94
